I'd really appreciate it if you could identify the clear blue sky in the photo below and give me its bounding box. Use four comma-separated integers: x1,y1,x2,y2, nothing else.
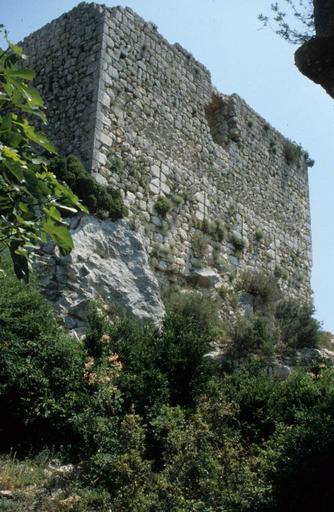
2,0,334,332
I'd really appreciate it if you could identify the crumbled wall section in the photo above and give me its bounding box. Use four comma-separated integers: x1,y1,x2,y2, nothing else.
23,2,313,301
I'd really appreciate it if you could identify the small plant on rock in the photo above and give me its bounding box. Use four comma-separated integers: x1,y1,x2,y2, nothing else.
284,139,303,166
304,151,315,168
269,140,277,155
229,232,246,252
154,196,173,218
254,228,264,243
274,265,289,280
171,194,184,206
237,270,281,315
192,231,210,257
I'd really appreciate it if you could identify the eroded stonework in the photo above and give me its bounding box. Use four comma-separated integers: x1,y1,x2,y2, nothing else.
22,2,313,312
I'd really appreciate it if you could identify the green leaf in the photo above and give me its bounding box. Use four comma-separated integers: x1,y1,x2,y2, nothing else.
2,145,23,163
9,240,30,281
22,85,44,107
6,68,35,80
3,160,25,182
30,156,49,165
46,205,63,223
42,218,73,254
21,105,47,123
21,123,58,154
0,29,82,280
8,42,24,57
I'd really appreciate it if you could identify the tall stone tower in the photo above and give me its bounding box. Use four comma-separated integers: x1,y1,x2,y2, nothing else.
22,2,313,320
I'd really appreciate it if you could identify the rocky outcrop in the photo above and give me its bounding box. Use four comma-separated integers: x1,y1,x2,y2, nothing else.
37,215,164,333
268,346,334,379
295,36,334,99
295,0,334,99
187,268,221,288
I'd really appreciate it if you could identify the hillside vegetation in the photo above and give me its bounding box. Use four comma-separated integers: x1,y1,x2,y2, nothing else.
0,267,333,512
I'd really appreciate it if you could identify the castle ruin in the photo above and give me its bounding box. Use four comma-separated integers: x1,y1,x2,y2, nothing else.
22,2,312,319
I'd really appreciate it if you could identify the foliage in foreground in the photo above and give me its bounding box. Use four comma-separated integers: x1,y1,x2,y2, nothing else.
0,27,86,280
259,0,314,45
0,270,333,511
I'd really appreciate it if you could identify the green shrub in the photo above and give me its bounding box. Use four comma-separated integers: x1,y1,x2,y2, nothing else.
269,140,277,155
171,194,184,206
254,228,264,242
154,196,173,217
52,155,128,220
276,299,322,349
109,156,124,174
1,261,333,512
229,232,246,252
201,218,226,241
191,231,210,257
0,268,86,450
82,412,157,510
274,264,288,280
80,292,221,425
238,270,281,314
229,315,275,360
164,290,222,341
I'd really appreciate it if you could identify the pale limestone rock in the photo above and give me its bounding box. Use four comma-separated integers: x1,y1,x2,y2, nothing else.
38,215,164,332
188,268,221,288
269,363,291,379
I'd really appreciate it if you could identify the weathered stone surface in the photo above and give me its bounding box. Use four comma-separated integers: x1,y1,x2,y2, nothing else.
188,268,221,288
268,363,291,380
295,347,334,365
295,36,334,99
23,2,312,306
294,1,334,99
269,347,334,379
38,215,164,332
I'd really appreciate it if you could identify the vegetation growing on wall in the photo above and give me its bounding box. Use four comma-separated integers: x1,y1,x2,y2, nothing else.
229,231,246,252
191,230,210,257
284,139,303,165
154,195,174,218
52,155,128,220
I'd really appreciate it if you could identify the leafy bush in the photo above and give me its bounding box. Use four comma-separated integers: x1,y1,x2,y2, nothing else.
154,195,173,217
0,266,333,512
238,270,281,315
84,292,221,415
229,315,275,360
276,299,322,349
0,268,86,450
254,228,264,242
52,155,128,220
229,232,246,252
191,231,210,257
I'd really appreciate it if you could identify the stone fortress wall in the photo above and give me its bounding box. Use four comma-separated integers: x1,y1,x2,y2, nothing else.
22,2,313,302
